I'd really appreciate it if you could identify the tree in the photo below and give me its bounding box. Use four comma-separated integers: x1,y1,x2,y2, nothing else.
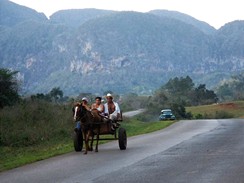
148,90,169,114
216,73,244,101
192,84,217,105
48,87,63,102
170,103,190,119
232,74,244,100
0,68,20,108
162,76,195,105
163,76,194,94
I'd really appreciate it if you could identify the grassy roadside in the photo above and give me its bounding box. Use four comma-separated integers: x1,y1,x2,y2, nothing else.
0,140,73,171
186,101,244,119
0,118,174,172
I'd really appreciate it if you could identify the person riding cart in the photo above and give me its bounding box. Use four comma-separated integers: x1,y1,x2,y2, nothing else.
104,93,121,130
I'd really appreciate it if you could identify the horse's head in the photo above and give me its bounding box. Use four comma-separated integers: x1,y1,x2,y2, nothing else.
73,104,87,121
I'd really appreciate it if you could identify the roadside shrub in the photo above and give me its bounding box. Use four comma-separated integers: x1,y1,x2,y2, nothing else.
185,112,193,119
193,111,234,119
135,113,158,122
214,111,234,119
195,113,203,119
170,103,188,119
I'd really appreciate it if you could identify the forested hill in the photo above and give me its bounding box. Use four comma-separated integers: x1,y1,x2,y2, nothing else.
149,10,216,35
0,0,47,27
0,0,243,95
49,9,115,28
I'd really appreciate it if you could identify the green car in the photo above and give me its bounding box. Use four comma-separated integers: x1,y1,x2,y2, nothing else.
159,109,176,120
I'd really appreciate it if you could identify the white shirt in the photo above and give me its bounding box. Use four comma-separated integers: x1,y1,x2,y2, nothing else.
104,101,120,116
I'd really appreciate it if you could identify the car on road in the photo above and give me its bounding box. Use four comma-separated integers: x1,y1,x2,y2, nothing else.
159,109,176,120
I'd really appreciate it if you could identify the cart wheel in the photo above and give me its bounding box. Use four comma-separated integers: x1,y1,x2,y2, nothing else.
73,130,83,152
118,128,127,150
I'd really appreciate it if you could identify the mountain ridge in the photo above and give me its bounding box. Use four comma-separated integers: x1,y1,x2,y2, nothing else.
0,0,47,27
0,0,243,95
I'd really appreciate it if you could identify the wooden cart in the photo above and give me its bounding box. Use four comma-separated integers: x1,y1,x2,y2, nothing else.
73,117,127,152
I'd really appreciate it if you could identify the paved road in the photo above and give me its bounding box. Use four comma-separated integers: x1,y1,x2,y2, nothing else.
0,119,244,183
123,109,145,117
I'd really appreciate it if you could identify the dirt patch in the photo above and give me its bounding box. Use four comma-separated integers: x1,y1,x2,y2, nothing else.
218,103,238,109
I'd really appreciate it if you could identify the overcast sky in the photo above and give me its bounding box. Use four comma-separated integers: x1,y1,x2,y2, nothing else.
10,0,244,29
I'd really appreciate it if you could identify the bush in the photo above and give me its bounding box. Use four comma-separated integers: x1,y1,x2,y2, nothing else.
135,113,158,122
214,110,234,119
195,113,203,119
194,111,234,119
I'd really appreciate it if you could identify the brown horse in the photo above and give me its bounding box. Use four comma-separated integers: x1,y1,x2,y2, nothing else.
74,105,103,154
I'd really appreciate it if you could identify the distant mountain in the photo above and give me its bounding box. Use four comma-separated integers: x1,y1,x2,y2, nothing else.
0,1,243,95
1,19,74,88
0,0,47,27
74,11,210,71
149,10,216,34
49,9,115,27
149,10,216,35
214,20,244,58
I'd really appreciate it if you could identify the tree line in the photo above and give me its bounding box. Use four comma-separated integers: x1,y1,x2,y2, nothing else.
1,67,243,113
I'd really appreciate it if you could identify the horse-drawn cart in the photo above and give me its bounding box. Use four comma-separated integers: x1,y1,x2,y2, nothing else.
73,113,127,153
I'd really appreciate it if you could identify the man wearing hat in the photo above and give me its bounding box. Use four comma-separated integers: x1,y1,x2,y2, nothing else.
81,97,91,111
104,93,121,123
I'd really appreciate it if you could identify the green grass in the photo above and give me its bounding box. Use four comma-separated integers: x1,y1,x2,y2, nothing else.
0,117,174,172
0,140,73,171
186,100,244,119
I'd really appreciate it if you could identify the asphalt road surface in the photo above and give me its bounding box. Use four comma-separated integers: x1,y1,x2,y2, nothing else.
123,109,145,117
0,119,244,183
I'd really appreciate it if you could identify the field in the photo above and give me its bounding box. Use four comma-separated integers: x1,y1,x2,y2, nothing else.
186,101,244,119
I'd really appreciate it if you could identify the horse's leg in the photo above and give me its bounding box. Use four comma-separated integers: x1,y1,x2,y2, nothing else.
81,129,86,154
84,131,88,154
95,127,100,152
89,131,94,151
84,130,90,154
